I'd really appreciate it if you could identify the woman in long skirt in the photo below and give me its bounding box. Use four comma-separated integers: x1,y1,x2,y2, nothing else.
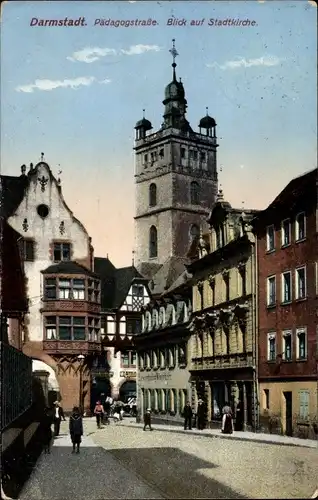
221,404,234,434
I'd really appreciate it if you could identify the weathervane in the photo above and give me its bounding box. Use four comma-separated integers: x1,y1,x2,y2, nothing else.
169,39,179,79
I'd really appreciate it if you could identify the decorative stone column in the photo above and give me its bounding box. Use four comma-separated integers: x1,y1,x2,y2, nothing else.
204,380,212,427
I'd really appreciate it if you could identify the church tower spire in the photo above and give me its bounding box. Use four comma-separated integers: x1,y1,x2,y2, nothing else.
162,39,191,131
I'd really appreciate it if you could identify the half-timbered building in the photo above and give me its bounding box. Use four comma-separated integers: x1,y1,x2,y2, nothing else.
94,257,151,403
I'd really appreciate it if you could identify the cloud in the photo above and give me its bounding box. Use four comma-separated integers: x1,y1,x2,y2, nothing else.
206,55,282,70
15,76,111,93
67,47,117,63
68,44,161,63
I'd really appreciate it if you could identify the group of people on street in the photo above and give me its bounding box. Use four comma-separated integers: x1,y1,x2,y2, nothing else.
182,398,244,433
41,401,83,454
93,398,126,428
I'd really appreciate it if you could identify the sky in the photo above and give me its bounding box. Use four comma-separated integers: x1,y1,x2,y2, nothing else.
1,0,317,267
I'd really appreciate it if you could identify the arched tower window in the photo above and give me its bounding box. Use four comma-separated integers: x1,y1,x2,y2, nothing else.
149,183,157,207
149,226,158,258
190,224,199,240
190,181,200,205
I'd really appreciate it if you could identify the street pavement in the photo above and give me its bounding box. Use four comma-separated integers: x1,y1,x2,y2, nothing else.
19,417,318,499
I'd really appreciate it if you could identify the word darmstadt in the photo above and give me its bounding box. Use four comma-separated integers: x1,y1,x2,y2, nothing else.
30,17,86,27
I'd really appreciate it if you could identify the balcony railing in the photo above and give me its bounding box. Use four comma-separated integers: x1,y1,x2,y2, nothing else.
191,353,253,371
41,300,100,313
1,341,32,430
43,340,101,354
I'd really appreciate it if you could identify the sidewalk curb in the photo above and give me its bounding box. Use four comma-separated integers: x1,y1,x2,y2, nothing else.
123,422,317,449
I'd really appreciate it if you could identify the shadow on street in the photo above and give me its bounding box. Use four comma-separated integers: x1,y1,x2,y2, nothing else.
106,446,248,499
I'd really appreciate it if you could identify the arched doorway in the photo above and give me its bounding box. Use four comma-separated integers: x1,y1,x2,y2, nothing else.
119,380,137,403
32,359,60,407
91,376,111,411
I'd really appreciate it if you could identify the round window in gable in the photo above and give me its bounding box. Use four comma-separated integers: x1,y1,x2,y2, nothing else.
37,204,49,219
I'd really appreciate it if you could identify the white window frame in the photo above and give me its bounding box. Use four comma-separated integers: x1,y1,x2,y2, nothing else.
281,271,292,303
299,390,310,420
295,212,306,242
267,275,276,306
282,330,292,361
281,219,291,247
267,332,276,361
296,327,307,360
295,266,306,300
266,225,275,252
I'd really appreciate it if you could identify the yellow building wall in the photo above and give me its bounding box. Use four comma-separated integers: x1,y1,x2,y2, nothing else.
260,381,318,435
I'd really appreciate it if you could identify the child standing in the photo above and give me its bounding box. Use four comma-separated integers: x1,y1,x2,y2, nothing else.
143,408,153,431
69,406,83,454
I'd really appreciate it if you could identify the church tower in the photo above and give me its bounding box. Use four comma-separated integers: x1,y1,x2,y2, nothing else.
134,40,218,269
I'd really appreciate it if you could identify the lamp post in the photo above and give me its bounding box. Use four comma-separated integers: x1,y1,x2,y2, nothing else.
78,354,85,413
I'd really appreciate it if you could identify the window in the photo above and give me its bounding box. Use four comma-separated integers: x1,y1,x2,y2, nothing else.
281,219,291,247
296,328,307,360
53,242,71,262
263,389,270,410
295,267,306,300
58,279,71,299
299,390,309,420
149,226,157,258
88,279,100,303
295,212,306,241
132,284,144,297
200,152,206,162
159,148,164,158
267,333,276,361
281,271,292,303
144,154,148,163
88,317,100,341
121,352,130,367
282,330,292,361
193,150,198,161
45,316,87,341
190,224,199,240
73,279,85,300
239,266,246,296
149,183,157,207
266,225,275,252
190,181,200,205
189,150,194,160
20,239,35,261
44,278,57,299
131,352,137,366
45,316,57,340
181,147,186,159
267,276,276,306
223,273,230,302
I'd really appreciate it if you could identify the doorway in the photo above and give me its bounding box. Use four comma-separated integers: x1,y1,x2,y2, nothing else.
90,377,111,412
283,391,293,436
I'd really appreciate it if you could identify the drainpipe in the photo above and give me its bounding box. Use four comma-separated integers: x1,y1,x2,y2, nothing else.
252,236,260,432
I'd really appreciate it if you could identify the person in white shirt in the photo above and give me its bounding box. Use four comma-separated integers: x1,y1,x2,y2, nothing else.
53,401,66,436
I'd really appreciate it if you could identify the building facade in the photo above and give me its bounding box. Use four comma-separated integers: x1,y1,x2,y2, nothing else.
135,274,192,424
94,257,151,403
4,158,97,412
253,168,318,438
134,40,218,273
187,192,259,430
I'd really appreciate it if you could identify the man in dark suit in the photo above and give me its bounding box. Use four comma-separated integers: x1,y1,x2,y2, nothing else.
53,401,66,436
183,401,193,430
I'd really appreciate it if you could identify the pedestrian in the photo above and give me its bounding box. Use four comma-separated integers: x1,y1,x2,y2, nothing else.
235,399,244,431
53,401,66,437
183,401,193,430
143,408,153,431
69,406,83,454
94,400,104,429
42,407,53,454
221,402,234,434
196,399,206,430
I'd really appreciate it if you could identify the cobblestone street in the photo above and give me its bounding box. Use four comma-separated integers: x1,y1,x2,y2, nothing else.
19,418,318,499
